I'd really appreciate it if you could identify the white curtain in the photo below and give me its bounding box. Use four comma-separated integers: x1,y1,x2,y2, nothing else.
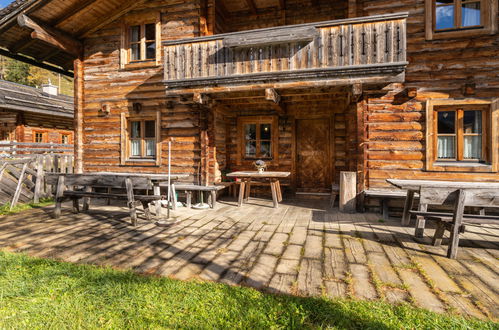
464,136,481,159
462,3,480,27
131,140,141,156
438,136,455,159
145,140,156,156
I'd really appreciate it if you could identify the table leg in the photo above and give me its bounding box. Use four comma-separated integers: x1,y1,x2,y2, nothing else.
171,183,177,210
270,179,279,208
244,180,251,202
186,191,192,208
211,190,217,208
414,203,427,238
276,180,282,202
237,181,246,207
125,178,137,226
153,184,162,217
401,190,415,226
82,186,91,211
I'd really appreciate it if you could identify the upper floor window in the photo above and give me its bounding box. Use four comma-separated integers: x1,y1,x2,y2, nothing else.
60,133,71,145
425,0,497,39
33,131,47,143
120,13,161,68
129,24,156,62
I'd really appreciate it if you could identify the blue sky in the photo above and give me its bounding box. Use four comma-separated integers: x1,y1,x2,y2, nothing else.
0,0,13,9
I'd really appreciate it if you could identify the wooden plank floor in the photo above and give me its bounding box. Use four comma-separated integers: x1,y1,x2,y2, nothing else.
0,197,497,320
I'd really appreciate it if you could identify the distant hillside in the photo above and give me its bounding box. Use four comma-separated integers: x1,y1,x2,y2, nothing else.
0,55,74,96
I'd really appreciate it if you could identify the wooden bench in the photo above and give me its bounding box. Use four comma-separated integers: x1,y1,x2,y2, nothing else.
175,184,228,208
364,189,419,220
46,173,181,226
409,187,499,259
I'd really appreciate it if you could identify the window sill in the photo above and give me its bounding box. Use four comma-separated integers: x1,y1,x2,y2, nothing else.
428,161,494,173
122,61,159,71
123,159,159,167
427,27,495,40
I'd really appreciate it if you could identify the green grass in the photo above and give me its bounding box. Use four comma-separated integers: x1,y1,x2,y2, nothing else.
0,251,496,329
0,198,54,216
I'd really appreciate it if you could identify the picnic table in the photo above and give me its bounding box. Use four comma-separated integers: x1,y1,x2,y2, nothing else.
46,172,188,225
226,171,290,208
387,179,499,237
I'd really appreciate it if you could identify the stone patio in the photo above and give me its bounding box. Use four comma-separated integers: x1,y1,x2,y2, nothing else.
0,197,497,321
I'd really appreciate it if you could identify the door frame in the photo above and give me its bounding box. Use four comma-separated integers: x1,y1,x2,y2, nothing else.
292,114,335,192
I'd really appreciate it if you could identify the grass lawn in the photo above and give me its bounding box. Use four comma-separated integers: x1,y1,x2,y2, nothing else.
0,251,496,329
0,198,54,216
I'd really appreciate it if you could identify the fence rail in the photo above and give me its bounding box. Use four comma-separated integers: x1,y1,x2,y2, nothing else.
0,154,74,208
0,141,74,156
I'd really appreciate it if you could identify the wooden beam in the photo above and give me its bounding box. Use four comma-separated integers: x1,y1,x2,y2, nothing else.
193,92,210,104
245,0,258,14
50,0,100,26
17,14,82,57
9,39,37,54
0,48,73,77
265,88,281,104
351,83,362,101
81,0,149,38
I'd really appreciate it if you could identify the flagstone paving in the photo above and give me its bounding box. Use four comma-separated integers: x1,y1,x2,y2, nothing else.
0,197,498,321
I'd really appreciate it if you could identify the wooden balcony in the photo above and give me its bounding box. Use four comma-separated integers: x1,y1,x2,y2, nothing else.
163,13,408,89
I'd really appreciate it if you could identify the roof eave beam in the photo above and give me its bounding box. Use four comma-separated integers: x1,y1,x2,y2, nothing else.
17,14,82,58
0,48,73,77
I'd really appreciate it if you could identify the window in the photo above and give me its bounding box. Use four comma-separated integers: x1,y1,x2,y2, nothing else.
426,99,499,172
436,108,485,161
425,0,497,39
33,131,47,143
121,13,161,68
60,133,71,144
120,111,161,166
237,116,278,165
129,24,156,62
129,120,157,158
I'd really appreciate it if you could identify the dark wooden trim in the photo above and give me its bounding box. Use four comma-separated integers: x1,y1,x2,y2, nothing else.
0,48,73,77
164,62,407,88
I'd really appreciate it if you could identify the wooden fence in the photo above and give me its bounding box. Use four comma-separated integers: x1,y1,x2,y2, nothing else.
0,141,74,156
0,154,74,209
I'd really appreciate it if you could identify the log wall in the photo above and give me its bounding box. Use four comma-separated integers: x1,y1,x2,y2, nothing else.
358,0,499,191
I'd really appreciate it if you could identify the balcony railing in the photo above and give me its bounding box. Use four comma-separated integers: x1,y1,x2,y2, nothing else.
163,13,408,88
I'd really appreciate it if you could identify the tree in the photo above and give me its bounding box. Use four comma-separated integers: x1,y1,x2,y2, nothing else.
4,59,31,86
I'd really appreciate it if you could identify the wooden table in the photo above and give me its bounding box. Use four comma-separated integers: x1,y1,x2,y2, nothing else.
387,179,499,237
47,172,188,224
226,171,290,208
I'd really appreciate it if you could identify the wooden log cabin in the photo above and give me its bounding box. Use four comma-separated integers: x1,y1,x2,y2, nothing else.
0,0,497,209
0,79,74,149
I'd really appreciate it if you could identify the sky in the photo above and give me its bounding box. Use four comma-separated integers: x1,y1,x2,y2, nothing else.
0,0,13,9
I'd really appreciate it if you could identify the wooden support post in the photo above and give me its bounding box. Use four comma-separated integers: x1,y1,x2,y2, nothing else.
33,156,44,204
414,203,428,238
448,189,466,259
339,171,356,213
125,177,137,226
10,162,28,210
401,190,415,226
82,186,91,211
54,175,65,218
153,184,162,216
74,58,84,174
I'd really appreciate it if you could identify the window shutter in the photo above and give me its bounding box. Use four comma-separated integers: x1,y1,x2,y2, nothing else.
491,98,499,172
120,112,127,165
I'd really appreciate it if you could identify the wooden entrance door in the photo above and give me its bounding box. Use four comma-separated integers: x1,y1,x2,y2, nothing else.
296,118,331,192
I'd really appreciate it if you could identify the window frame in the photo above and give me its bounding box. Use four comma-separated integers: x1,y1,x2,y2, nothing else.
32,130,48,143
426,98,499,172
120,13,161,69
60,133,71,145
120,110,161,166
425,0,498,40
236,116,279,166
